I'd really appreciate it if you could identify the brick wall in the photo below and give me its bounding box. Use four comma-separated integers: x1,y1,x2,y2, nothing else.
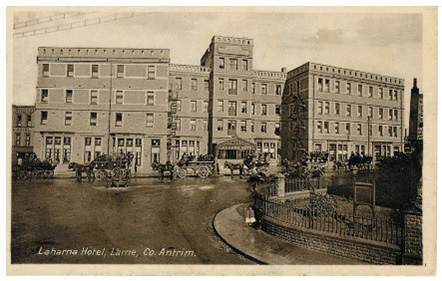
261,216,402,265
401,210,423,264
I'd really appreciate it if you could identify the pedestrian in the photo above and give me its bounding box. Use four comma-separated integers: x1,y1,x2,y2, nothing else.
245,206,256,227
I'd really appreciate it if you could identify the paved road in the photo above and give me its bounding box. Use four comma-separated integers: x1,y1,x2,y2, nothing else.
11,177,254,264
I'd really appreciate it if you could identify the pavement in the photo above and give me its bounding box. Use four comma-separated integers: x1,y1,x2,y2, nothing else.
213,203,368,265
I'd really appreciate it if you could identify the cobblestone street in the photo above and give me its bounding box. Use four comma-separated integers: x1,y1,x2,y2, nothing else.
11,177,254,264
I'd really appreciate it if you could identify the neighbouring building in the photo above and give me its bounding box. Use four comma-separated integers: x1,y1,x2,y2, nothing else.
281,62,404,162
34,47,170,173
12,105,35,164
405,78,423,153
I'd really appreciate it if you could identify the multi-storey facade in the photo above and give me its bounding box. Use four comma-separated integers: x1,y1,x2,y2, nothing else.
30,37,406,173
12,105,35,164
281,62,404,162
34,47,170,173
200,36,286,163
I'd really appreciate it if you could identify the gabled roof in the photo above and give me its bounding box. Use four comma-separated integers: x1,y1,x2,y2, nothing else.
218,136,256,150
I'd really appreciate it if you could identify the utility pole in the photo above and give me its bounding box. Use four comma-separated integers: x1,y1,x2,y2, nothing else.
367,116,371,156
107,62,113,154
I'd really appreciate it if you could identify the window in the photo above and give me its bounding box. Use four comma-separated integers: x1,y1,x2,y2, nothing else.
324,121,329,133
147,92,155,105
369,125,373,136
369,86,373,97
276,85,282,95
217,119,223,131
229,58,238,70
25,134,31,146
334,122,339,134
202,120,208,131
218,78,225,90
275,105,281,115
228,101,237,116
219,57,225,69
202,101,208,113
190,101,197,112
190,119,196,131
204,80,209,91
16,114,22,127
42,64,49,77
389,109,393,120
115,113,123,127
317,121,322,133
389,89,393,100
15,134,20,146
242,59,248,71
147,65,155,79
241,80,248,92
357,105,362,117
318,78,324,92
117,65,124,78
252,83,256,94
251,122,254,132
176,119,181,130
261,122,267,133
67,64,74,77
335,103,340,115
91,90,98,104
357,124,362,135
92,64,99,78
393,90,398,101
379,108,384,119
346,83,351,94
66,90,73,103
317,101,323,115
378,87,383,99
41,111,48,125
368,106,373,118
394,110,398,121
335,81,340,93
116,91,123,104
65,112,72,126
90,112,97,126
346,123,350,135
27,115,32,127
393,127,398,137
175,77,182,90
324,102,330,115
228,79,237,95
217,100,223,112
346,104,351,116
146,113,154,127
378,125,383,136
41,89,48,103
241,121,247,132
176,100,182,111
388,126,393,137
261,104,267,116
228,120,237,135
251,103,255,115
324,79,330,92
275,123,280,135
261,84,268,95
241,102,247,113
358,84,363,96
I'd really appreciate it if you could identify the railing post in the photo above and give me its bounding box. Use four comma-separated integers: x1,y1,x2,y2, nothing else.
275,173,285,200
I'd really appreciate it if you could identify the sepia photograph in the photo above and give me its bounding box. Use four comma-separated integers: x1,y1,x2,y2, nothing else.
5,5,437,276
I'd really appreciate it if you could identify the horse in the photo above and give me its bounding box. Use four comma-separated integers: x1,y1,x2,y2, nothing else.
151,161,175,180
333,160,348,173
224,161,245,178
68,162,95,182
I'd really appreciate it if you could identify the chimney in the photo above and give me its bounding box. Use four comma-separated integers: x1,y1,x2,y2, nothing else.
281,67,287,73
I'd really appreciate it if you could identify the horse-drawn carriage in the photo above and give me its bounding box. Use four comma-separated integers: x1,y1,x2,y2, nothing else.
224,152,270,178
12,153,57,180
151,154,219,180
69,151,134,187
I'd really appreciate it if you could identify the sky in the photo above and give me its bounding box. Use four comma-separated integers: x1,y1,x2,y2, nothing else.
11,9,424,128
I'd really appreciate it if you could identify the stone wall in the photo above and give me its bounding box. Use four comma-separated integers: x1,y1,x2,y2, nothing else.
401,210,423,265
261,216,402,265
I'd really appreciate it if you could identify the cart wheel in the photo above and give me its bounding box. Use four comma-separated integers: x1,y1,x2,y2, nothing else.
196,166,211,179
176,167,188,178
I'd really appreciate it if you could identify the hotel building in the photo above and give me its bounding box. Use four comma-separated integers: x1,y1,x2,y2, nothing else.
281,62,404,162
